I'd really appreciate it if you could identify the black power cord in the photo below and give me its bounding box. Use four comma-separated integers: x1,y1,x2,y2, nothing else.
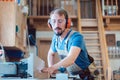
29,34,38,56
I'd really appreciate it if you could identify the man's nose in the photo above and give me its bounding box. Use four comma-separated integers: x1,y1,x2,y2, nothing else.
54,21,59,27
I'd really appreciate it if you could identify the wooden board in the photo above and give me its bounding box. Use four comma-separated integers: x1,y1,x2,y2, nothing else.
0,2,16,46
0,2,27,51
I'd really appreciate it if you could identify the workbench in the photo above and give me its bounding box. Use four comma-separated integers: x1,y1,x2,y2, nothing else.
0,78,73,80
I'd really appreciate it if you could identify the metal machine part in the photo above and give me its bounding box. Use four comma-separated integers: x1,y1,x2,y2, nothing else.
0,61,31,78
0,62,17,76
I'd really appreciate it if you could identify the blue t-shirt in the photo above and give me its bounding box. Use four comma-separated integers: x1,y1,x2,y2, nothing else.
50,30,91,70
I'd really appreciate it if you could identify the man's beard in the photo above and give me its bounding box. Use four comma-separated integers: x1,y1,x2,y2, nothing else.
54,27,65,36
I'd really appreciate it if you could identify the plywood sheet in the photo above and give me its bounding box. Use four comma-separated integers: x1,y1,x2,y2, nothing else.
0,2,16,46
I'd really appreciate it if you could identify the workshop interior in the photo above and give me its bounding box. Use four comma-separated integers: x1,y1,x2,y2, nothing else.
0,0,120,80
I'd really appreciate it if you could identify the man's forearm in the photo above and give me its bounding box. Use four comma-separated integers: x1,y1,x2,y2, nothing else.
52,46,81,70
52,56,74,70
48,54,55,67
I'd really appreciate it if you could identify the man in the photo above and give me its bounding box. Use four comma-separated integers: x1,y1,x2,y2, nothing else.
42,8,98,80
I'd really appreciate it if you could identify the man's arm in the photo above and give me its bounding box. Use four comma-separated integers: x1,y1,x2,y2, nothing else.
47,48,57,67
53,46,81,69
43,46,81,74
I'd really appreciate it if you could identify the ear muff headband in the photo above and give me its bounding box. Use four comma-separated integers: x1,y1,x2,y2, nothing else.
48,18,71,29
66,18,71,28
48,19,52,29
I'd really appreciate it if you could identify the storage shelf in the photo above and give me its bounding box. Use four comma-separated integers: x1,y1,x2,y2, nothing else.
103,15,120,19
28,15,78,19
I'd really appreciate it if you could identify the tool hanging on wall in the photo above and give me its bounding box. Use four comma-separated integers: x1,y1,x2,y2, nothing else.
0,43,6,62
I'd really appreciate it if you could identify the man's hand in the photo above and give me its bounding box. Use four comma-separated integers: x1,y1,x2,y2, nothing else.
41,66,58,75
41,67,48,73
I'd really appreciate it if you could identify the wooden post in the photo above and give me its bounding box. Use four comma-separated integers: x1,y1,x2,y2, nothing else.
115,0,118,15
102,0,105,16
33,0,37,16
77,0,82,32
37,0,40,15
111,0,113,15
107,0,109,15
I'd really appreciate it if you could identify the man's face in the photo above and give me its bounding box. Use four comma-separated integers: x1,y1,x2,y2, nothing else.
50,13,66,36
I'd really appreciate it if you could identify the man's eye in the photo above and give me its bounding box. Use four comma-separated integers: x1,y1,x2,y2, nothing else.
58,20,63,23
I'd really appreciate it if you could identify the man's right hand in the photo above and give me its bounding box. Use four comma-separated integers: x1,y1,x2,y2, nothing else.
41,67,48,73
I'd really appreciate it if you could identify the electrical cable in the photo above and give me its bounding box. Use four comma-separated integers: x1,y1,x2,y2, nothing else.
25,16,31,57
25,9,38,57
28,34,38,56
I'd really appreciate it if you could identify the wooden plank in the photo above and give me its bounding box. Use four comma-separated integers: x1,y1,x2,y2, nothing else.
86,44,100,46
105,24,120,30
28,15,77,19
0,2,16,46
94,58,102,61
97,2,107,79
0,2,27,51
84,37,99,40
37,0,40,15
28,16,49,19
81,19,98,26
103,15,120,18
77,0,82,32
106,18,110,24
97,0,112,80
82,31,98,33
115,0,118,15
88,51,101,54
106,23,120,27
32,0,37,16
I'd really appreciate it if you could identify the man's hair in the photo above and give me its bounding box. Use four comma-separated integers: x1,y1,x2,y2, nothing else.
50,8,68,19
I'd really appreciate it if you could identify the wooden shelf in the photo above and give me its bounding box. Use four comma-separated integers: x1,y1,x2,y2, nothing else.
28,16,49,19
27,15,78,30
103,15,120,30
28,15,78,19
103,15,120,19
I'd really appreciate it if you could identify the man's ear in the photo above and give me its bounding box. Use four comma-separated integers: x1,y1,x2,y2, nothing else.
47,19,52,29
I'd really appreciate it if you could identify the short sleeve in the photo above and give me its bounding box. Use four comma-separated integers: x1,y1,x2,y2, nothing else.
50,35,57,52
68,32,86,51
